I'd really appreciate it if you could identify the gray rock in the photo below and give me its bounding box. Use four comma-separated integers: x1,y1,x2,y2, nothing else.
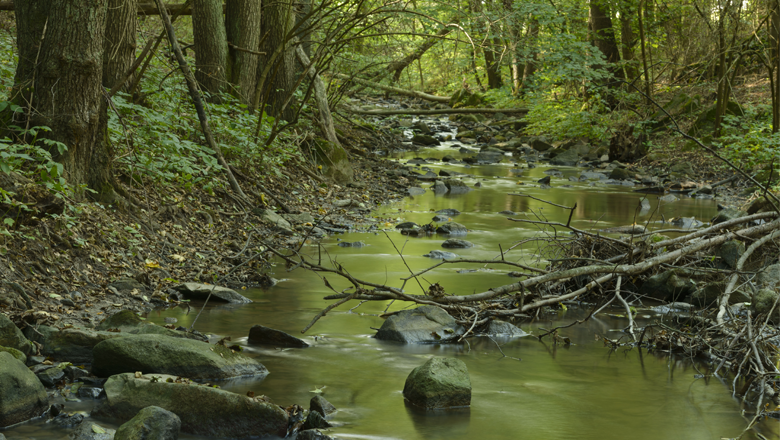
297,430,334,440
423,250,459,260
436,222,467,235
712,208,747,224
658,194,678,203
65,365,90,382
756,264,780,290
36,365,65,387
408,187,426,196
92,334,268,380
114,406,181,440
640,198,652,211
395,222,419,230
375,306,465,343
248,325,309,348
550,148,580,166
110,277,146,294
609,168,633,180
671,217,704,229
432,215,450,222
718,240,745,268
436,209,461,216
96,310,206,340
481,320,528,337
69,420,116,440
639,270,696,301
579,172,607,181
78,386,104,399
443,179,471,194
412,134,440,146
173,283,251,304
302,410,331,430
753,289,780,322
282,212,315,224
0,352,48,427
337,241,366,248
310,395,337,417
23,326,123,363
433,180,448,193
530,138,553,152
93,373,288,438
0,313,31,354
50,412,85,428
499,210,515,215
411,121,431,134
0,346,25,364
253,208,293,230
476,151,504,164
441,239,473,249
403,357,471,409
537,175,551,185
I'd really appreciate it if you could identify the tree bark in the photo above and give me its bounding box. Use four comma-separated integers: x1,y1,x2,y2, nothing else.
258,0,296,121
333,73,450,102
484,36,504,89
774,0,780,132
521,18,539,88
103,0,137,92
589,0,623,79
13,0,116,202
296,46,338,146
619,3,638,80
225,0,261,105
192,0,227,102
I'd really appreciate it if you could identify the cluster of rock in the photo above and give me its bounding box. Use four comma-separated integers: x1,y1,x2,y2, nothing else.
0,309,339,439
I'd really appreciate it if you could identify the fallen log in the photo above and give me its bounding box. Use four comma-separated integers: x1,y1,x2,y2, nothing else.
345,107,528,116
333,73,450,103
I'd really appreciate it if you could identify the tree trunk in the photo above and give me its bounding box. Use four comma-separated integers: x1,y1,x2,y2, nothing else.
638,0,652,101
484,36,503,89
13,0,116,202
103,0,137,92
770,0,780,132
225,0,261,104
192,0,227,102
387,25,453,83
589,0,623,79
619,3,637,81
521,18,539,89
258,0,296,121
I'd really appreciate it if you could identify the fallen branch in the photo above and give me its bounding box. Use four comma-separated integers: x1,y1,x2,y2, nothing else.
334,73,450,103
345,107,528,116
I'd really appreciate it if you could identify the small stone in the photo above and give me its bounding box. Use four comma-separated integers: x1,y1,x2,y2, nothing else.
423,250,459,260
441,239,473,249
310,395,337,416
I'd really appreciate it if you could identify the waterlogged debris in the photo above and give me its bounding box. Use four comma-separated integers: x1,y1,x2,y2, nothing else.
423,250,458,259
310,385,327,394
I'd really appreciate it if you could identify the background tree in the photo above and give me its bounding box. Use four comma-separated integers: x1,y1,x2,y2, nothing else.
257,0,297,120
225,0,262,105
103,0,138,91
193,0,227,102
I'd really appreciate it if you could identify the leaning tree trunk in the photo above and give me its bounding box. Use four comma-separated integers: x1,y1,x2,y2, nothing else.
589,0,623,80
193,0,227,102
258,0,296,121
387,24,454,83
103,0,137,92
13,0,116,202
225,0,262,104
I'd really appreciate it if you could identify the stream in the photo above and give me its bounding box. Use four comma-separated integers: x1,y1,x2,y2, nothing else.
8,118,780,439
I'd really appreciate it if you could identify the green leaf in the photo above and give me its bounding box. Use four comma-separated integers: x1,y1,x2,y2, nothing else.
92,424,106,434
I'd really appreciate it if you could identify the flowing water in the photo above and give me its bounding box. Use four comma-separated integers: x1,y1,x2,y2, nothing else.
8,122,780,439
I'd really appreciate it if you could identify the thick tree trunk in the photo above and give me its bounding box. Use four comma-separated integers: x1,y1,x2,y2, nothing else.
522,19,539,88
484,36,503,89
103,0,137,92
770,0,779,132
589,0,623,79
225,0,261,104
619,4,637,80
258,0,296,121
192,0,227,102
13,0,115,201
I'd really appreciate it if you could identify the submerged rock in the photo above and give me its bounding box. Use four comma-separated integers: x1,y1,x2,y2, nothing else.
173,283,251,304
441,239,473,249
436,209,461,216
376,306,465,343
480,320,528,337
443,179,471,194
248,325,309,348
92,334,268,380
114,406,181,440
403,357,471,409
0,352,48,427
435,222,467,235
423,250,459,260
93,373,288,438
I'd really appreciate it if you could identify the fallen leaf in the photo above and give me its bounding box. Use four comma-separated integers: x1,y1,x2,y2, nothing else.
92,425,106,434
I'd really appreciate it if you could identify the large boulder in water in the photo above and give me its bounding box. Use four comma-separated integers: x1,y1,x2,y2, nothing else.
96,310,206,341
436,222,468,235
403,357,471,409
114,406,181,440
549,148,580,166
248,325,309,348
0,351,49,427
92,334,268,380
173,283,251,304
376,306,465,343
69,420,116,440
93,373,288,438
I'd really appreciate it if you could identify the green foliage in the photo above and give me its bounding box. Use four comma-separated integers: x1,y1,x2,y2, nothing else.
720,106,780,172
522,93,614,142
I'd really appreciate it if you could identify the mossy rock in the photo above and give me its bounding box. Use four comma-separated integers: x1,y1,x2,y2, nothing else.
449,89,485,108
310,138,354,184
0,346,26,364
96,310,145,331
752,289,780,323
645,233,670,244
645,152,669,162
747,193,780,214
